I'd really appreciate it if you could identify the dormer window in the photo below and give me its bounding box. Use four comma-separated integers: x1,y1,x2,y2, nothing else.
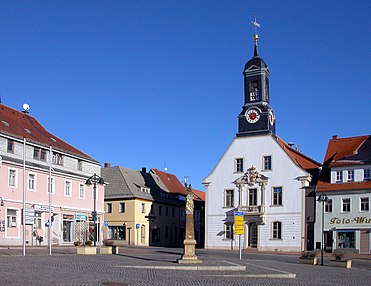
364,169,371,181
347,170,354,182
249,81,260,101
52,152,63,166
7,139,14,153
141,187,150,193
33,147,47,162
336,171,343,183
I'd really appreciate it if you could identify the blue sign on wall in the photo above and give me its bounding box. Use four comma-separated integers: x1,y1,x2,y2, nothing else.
136,223,140,229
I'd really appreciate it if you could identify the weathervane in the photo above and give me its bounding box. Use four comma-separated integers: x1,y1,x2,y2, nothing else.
251,15,261,35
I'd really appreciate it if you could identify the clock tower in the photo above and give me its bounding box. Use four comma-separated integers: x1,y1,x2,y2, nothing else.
237,18,276,137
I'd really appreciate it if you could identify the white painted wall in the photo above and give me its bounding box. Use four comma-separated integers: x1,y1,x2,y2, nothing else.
203,134,309,251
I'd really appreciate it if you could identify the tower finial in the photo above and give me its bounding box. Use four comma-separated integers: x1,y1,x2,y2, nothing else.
251,15,261,57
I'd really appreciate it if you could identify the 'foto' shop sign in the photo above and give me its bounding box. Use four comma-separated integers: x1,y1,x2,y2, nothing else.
330,216,371,225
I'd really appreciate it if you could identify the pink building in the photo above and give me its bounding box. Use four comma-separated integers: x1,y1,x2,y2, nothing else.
0,104,104,246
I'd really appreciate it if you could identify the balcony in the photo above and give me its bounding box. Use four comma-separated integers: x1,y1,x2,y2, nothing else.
238,205,265,215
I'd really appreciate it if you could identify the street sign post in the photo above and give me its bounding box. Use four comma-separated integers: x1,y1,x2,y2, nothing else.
234,211,244,260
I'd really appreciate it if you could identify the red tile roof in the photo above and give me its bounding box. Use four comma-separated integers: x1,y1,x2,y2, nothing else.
151,168,205,201
317,181,371,192
276,137,321,170
324,136,368,167
317,135,371,193
0,104,97,161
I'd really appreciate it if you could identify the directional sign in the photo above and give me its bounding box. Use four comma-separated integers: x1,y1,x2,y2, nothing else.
234,211,244,235
104,220,109,227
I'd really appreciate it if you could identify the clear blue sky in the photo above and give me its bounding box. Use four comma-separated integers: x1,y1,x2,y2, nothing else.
1,1,370,191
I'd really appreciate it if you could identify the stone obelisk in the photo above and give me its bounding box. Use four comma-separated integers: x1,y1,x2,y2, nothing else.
177,183,202,264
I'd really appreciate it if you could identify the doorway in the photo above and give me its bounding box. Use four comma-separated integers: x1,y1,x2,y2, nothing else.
248,222,258,248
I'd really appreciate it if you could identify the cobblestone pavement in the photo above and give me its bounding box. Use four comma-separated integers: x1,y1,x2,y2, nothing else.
0,246,369,285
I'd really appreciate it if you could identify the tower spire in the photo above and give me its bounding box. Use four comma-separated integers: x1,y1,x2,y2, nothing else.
251,15,260,57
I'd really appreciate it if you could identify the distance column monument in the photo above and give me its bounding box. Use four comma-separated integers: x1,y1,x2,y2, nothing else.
177,183,202,264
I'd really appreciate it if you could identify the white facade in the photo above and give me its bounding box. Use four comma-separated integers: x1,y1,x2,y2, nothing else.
203,134,311,252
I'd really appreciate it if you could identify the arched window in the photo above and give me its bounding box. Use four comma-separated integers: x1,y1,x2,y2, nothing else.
272,221,282,239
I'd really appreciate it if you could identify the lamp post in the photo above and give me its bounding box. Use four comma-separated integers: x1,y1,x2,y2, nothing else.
317,193,329,266
85,173,105,247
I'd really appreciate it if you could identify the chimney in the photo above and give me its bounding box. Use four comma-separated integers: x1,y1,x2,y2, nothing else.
332,135,338,140
104,162,111,168
141,167,147,173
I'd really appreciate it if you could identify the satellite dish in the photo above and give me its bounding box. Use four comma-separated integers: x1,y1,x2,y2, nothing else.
22,103,30,112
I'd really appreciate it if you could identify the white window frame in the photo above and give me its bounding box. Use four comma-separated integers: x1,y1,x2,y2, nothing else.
47,176,55,194
64,181,72,197
324,199,333,213
79,184,85,199
8,168,18,188
336,171,343,182
263,155,272,171
347,170,354,182
235,158,244,173
28,172,37,191
360,197,369,212
224,223,234,240
272,186,283,206
7,209,18,228
272,221,282,240
224,189,234,208
341,198,351,213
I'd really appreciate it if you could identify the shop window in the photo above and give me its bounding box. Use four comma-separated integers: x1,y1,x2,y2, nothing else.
108,226,126,240
337,231,355,249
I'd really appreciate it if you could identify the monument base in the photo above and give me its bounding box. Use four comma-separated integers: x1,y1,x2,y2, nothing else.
177,238,202,264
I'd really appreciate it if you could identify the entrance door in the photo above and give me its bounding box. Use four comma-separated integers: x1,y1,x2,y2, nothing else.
249,222,258,248
324,231,333,252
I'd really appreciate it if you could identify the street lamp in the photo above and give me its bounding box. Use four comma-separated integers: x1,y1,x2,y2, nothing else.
85,173,105,246
317,192,330,266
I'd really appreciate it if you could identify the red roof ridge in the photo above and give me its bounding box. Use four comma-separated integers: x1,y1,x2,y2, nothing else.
276,136,321,170
0,104,97,162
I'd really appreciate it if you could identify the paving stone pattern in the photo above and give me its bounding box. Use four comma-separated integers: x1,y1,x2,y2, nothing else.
0,246,369,285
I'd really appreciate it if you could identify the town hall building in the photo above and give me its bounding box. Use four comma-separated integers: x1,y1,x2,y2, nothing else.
203,22,321,252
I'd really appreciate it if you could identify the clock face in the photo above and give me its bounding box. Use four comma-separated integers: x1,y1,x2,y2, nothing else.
269,110,275,125
246,109,260,123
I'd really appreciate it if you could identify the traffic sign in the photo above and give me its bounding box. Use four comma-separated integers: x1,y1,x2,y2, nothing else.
234,211,244,235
